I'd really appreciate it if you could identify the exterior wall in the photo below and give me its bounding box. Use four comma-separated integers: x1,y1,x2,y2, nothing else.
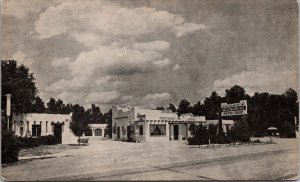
12,113,77,144
112,105,135,140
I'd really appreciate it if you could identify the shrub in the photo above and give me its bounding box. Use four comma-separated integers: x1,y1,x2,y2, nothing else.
279,121,296,138
17,135,59,148
41,135,57,145
227,120,251,142
2,130,22,164
77,137,89,144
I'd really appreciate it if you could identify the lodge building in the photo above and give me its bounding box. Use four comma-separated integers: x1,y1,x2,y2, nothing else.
12,113,107,144
112,105,233,142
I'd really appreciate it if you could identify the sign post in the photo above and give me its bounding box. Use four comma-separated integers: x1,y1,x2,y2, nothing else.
6,94,12,131
219,100,248,137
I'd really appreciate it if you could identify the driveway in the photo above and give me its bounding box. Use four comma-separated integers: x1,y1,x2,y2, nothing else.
2,137,299,181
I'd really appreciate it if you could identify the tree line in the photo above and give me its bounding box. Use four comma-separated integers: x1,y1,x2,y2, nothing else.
157,85,298,137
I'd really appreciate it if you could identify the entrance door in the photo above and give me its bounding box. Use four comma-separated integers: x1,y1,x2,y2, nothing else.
117,126,120,139
174,125,179,140
53,124,62,144
127,126,132,142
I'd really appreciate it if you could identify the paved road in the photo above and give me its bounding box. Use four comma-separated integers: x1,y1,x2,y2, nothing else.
2,138,299,181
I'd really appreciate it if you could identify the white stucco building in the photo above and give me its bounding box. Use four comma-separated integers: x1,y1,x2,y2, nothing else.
87,124,107,137
12,113,78,144
112,105,206,142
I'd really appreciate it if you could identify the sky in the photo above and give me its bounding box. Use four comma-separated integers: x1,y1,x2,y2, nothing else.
1,0,298,111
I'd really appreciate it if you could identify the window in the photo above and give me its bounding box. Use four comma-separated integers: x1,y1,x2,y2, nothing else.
20,126,24,136
150,124,166,136
32,125,41,137
95,129,102,136
139,125,143,135
46,121,48,133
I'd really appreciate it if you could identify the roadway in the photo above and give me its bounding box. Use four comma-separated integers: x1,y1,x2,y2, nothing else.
2,138,299,181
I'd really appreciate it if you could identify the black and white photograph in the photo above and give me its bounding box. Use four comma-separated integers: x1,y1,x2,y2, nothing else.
1,0,299,180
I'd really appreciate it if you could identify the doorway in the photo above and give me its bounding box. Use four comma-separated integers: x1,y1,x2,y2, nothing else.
117,126,120,139
53,124,62,144
174,125,179,140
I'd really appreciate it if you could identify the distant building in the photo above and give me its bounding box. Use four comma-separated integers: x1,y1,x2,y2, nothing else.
87,124,107,137
112,105,206,142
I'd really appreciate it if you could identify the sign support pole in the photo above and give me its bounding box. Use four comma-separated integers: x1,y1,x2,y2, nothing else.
218,106,223,135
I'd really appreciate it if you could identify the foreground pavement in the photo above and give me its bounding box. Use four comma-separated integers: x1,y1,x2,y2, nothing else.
2,138,299,181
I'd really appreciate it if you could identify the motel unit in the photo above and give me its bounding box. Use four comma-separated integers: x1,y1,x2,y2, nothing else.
112,105,233,142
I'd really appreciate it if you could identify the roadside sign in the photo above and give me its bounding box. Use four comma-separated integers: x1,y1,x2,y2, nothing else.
221,100,247,116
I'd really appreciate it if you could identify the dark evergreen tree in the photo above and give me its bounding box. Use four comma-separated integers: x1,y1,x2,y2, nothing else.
1,60,38,113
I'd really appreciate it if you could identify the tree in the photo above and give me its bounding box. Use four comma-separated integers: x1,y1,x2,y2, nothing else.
192,101,205,116
69,104,89,145
178,99,192,115
203,91,221,120
85,104,104,124
225,85,247,104
104,109,112,138
167,103,177,113
1,60,38,113
32,96,46,113
279,120,295,138
47,97,57,113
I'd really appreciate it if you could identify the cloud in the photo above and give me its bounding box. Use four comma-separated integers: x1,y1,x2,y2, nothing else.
212,71,298,96
35,1,205,43
45,76,89,92
153,58,171,67
69,46,164,77
173,64,181,71
85,91,120,104
12,51,34,67
174,23,206,38
120,95,134,103
51,57,71,67
144,92,171,103
2,0,52,19
131,40,170,51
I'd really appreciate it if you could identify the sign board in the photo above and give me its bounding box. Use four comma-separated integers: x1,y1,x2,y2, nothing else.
221,100,247,116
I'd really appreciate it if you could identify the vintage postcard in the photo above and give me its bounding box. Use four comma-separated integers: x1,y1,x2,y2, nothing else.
1,0,299,180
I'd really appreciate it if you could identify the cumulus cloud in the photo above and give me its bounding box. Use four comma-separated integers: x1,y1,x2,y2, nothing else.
69,46,164,76
212,71,298,96
153,58,172,67
45,76,90,92
144,92,171,103
131,40,170,51
12,51,34,67
174,23,206,38
2,0,50,19
35,1,204,42
85,91,120,104
173,64,181,71
120,95,134,103
51,57,71,67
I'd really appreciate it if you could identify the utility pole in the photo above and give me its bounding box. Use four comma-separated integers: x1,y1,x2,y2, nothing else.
6,94,12,131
